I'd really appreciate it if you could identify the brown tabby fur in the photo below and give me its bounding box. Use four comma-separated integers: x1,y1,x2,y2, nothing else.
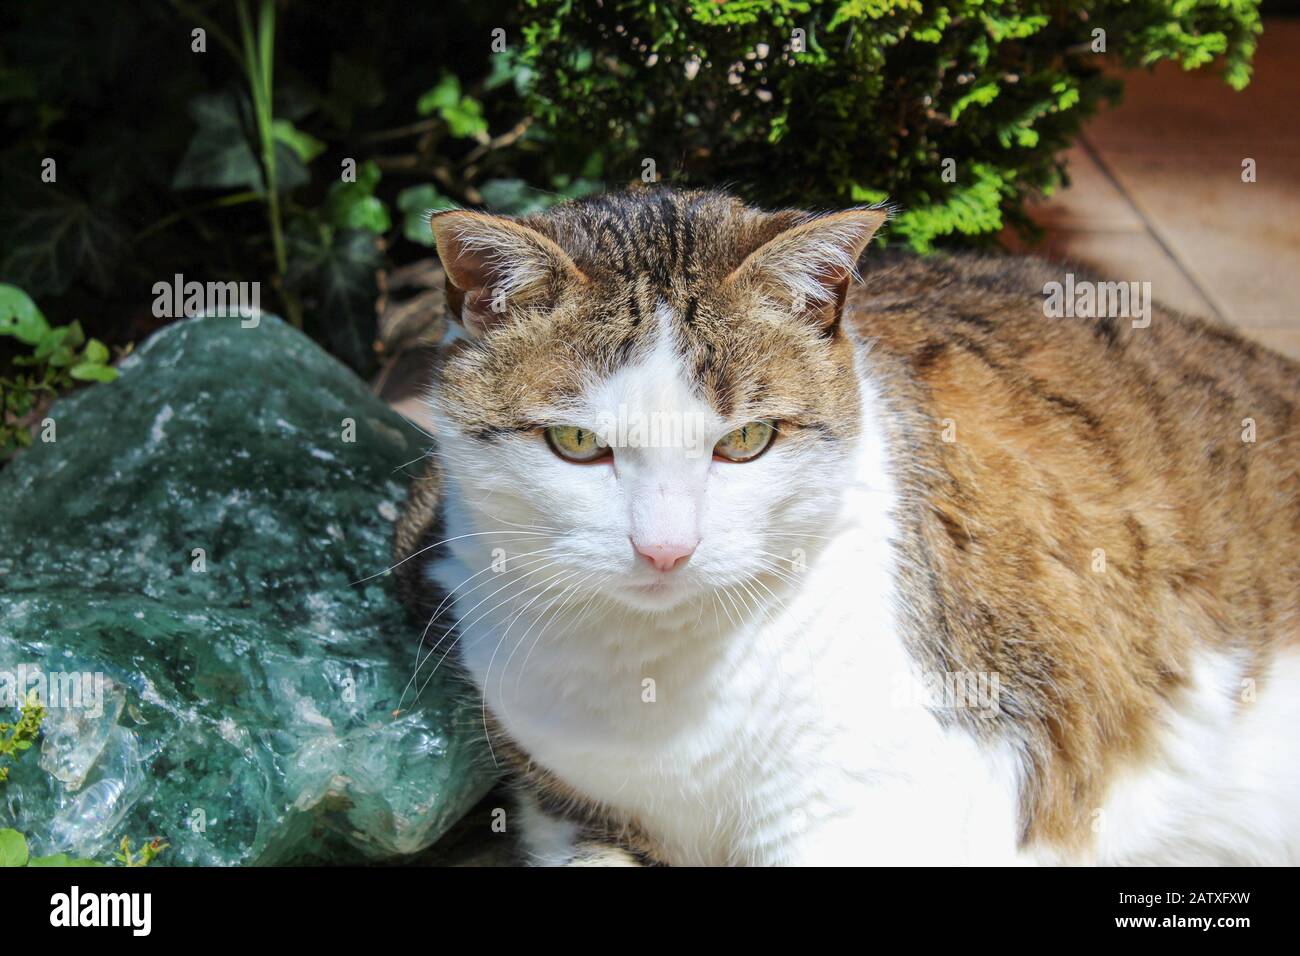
393,187,1300,863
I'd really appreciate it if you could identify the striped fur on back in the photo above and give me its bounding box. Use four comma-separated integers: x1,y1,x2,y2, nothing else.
394,187,1300,863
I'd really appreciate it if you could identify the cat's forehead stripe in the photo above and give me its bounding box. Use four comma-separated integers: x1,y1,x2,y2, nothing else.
438,187,864,440
531,188,741,300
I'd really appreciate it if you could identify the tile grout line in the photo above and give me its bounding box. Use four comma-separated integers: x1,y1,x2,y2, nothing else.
1079,133,1231,325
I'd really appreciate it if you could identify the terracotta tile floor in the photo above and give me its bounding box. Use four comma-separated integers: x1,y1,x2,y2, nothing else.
1014,17,1300,359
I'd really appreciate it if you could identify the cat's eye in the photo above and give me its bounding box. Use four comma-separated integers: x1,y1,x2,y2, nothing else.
714,421,776,462
545,425,610,463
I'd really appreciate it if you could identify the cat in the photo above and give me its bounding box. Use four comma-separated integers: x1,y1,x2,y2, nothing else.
393,187,1300,866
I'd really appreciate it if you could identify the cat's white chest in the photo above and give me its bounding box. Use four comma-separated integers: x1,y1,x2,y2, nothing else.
542,561,1019,864
435,385,1025,865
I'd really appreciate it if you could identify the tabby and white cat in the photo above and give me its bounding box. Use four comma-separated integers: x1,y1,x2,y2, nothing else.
393,188,1300,866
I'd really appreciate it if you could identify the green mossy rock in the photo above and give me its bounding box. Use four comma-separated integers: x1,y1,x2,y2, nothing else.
0,315,495,865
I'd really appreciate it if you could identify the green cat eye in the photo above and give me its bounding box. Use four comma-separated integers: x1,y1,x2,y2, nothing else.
545,425,610,463
714,421,776,462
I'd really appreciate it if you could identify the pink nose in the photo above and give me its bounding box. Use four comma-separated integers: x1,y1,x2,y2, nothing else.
633,540,698,572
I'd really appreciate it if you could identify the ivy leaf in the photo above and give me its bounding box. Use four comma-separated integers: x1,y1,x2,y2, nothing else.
441,98,486,139
272,119,326,164
69,363,118,383
396,185,456,246
82,337,110,364
172,93,261,190
0,829,29,867
484,51,533,95
0,283,50,345
0,188,127,296
332,195,390,233
416,74,488,139
172,92,308,194
416,74,462,117
479,178,565,216
33,326,71,361
325,160,390,234
33,326,77,368
286,227,380,373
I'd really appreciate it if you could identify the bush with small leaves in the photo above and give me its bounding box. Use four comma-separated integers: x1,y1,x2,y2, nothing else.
517,0,1261,249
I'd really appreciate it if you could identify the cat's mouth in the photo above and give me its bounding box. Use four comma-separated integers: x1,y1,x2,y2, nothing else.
618,569,696,610
632,577,671,595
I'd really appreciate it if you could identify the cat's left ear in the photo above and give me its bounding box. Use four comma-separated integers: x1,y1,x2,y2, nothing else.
431,210,588,336
725,208,887,330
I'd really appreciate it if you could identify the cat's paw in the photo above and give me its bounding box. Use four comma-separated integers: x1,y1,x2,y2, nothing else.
564,841,644,867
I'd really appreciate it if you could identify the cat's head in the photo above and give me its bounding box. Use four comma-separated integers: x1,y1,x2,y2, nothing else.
427,188,884,616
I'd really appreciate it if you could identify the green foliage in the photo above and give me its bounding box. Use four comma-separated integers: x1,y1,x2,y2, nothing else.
417,74,490,139
0,0,530,381
0,689,46,784
0,829,104,867
0,829,170,868
1,285,118,460
115,836,170,868
285,226,383,372
397,185,454,246
517,0,1262,247
0,0,1263,395
172,91,310,194
478,176,606,217
325,160,391,234
1,187,128,297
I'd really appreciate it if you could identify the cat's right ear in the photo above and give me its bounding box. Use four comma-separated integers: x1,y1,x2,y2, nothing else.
724,207,887,331
431,210,588,336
